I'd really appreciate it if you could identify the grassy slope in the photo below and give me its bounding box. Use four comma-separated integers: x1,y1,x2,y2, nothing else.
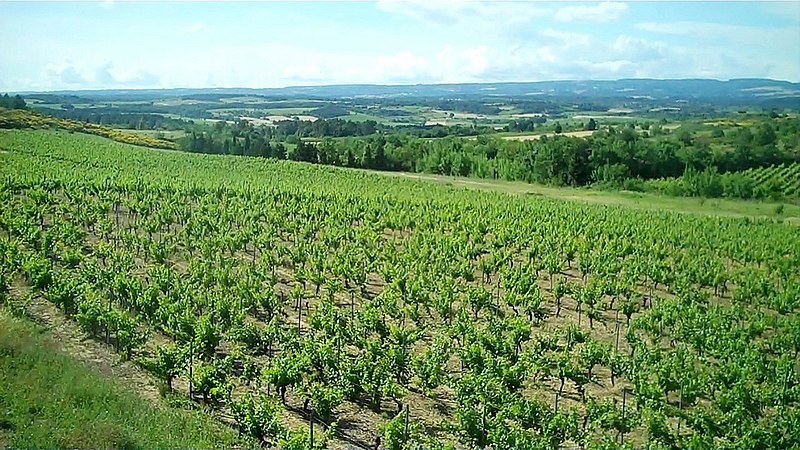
380,171,800,222
0,108,177,150
0,309,244,450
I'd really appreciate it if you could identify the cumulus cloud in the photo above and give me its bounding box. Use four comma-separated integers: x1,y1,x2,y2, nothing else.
282,63,322,82
461,46,489,75
464,32,727,82
240,31,791,85
30,28,796,91
611,35,668,62
2,0,798,91
554,2,628,23
56,65,87,85
431,45,493,83
46,61,160,88
539,29,593,47
634,21,799,80
94,62,160,87
373,51,428,81
122,69,160,86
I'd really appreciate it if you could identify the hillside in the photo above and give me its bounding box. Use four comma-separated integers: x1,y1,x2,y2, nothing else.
27,79,800,106
1,129,798,449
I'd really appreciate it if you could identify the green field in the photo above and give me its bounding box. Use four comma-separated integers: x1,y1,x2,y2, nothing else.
380,171,800,222
120,129,188,140
1,129,799,449
264,107,317,116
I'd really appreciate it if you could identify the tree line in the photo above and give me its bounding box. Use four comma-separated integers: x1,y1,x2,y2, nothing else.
0,93,27,110
12,98,799,201
175,116,799,200
44,109,191,130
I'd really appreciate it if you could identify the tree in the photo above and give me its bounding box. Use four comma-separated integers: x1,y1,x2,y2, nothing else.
554,122,563,134
755,123,776,146
677,129,693,146
0,94,25,109
291,141,318,163
585,118,597,131
362,145,375,169
14,94,26,109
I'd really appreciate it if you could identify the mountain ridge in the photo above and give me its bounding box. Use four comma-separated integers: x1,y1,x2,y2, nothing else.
17,78,798,100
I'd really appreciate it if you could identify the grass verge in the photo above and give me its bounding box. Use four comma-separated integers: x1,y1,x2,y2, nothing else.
384,171,800,222
0,309,245,449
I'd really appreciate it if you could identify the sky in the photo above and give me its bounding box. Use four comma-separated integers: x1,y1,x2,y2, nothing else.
1,0,799,91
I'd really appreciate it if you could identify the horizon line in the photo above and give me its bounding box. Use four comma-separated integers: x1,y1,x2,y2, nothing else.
8,77,799,95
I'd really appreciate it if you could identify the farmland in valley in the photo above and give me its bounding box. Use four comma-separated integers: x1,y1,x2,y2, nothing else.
1,128,798,449
17,79,800,207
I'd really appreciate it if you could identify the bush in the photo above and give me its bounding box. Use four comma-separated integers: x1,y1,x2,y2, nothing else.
621,177,646,192
230,393,283,443
641,178,686,197
682,167,723,198
591,163,629,186
720,172,755,199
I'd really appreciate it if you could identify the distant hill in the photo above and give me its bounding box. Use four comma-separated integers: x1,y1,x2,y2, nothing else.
19,78,800,108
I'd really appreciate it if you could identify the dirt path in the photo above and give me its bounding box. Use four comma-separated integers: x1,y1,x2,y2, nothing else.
21,294,164,405
501,130,596,141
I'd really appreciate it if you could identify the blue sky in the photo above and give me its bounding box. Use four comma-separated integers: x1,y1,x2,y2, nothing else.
1,1,798,91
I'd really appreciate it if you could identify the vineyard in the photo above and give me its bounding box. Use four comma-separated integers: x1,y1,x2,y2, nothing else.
1,129,799,449
743,163,800,200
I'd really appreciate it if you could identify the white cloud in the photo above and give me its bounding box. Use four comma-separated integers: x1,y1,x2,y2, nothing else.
462,46,489,74
373,51,428,81
184,23,205,33
377,0,474,25
636,20,799,43
611,35,668,62
431,45,493,82
539,29,593,46
554,2,628,23
44,61,160,89
282,64,322,81
60,67,85,84
633,21,800,80
582,60,635,76
11,16,799,91
27,27,797,91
